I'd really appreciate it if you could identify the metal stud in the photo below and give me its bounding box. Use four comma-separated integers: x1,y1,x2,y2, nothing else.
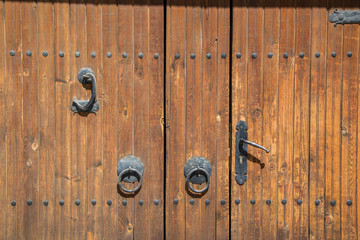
251,53,257,59
220,200,226,205
190,199,195,205
315,52,320,58
59,51,65,57
190,53,196,59
138,52,144,59
154,53,159,59
42,51,48,57
122,200,127,206
10,50,15,56
283,52,288,58
139,200,144,205
250,199,255,205
43,200,49,206
268,52,273,58
59,200,64,206
154,199,159,205
235,199,240,205
122,52,127,58
299,52,305,58
221,53,227,59
175,53,180,59
331,52,336,58
330,200,336,206
106,52,112,58
236,52,241,59
347,200,352,206
347,51,352,57
297,199,303,205
281,199,287,205
107,200,112,206
91,52,96,58
91,199,96,205
266,199,271,205
205,199,210,205
206,53,211,59
75,51,80,58
26,50,32,57
11,200,16,206
173,198,179,205
27,199,32,206
75,199,80,206
315,199,320,206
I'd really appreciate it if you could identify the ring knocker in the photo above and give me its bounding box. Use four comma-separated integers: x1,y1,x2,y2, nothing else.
117,155,144,193
184,156,212,194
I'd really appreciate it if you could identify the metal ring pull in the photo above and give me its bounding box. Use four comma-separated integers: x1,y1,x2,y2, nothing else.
186,167,210,194
118,167,143,193
71,67,99,114
184,156,212,194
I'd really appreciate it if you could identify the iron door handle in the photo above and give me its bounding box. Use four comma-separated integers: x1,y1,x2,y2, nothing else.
117,155,144,193
184,156,212,194
71,67,99,114
235,121,269,185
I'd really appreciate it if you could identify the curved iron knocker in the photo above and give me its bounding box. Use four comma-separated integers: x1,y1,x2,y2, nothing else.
184,156,212,194
71,67,99,114
117,155,144,193
118,167,143,193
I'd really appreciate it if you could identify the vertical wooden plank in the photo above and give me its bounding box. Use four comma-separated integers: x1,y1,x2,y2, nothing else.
231,1,248,239
0,0,5,237
54,0,71,238
278,0,295,239
38,0,56,239
166,0,186,239
341,1,358,239
262,1,280,239
148,0,165,239
325,1,343,239
4,1,21,239
216,1,230,239
309,1,327,239
86,0,103,238
117,1,135,239
293,1,311,239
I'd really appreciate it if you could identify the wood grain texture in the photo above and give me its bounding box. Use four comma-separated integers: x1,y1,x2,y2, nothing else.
0,0,5,237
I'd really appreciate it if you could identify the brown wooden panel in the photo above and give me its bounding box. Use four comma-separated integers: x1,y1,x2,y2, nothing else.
0,0,5,237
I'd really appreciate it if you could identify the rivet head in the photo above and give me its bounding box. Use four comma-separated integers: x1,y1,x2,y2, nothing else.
10,50,15,56
347,200,352,206
347,51,352,57
59,200,64,206
221,53,227,59
173,198,179,205
236,52,241,59
122,52,127,58
299,52,305,58
154,53,159,59
315,199,320,206
315,52,320,58
283,52,288,58
75,51,80,58
251,52,257,59
11,200,16,206
205,199,210,205
206,53,211,59
189,199,195,205
122,200,127,206
42,51,48,57
107,200,112,206
175,53,180,59
26,50,32,56
154,199,159,205
330,200,336,206
281,199,287,205
268,52,273,58
59,51,64,57
297,199,303,205
138,52,144,59
75,199,80,206
27,199,33,205
250,199,255,205
220,200,225,205
43,200,49,206
139,199,144,205
235,199,240,205
106,52,112,58
91,199,96,205
190,53,196,59
91,52,96,58
266,199,271,205
331,52,336,58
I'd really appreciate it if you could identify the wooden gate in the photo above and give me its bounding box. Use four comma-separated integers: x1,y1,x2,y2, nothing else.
1,0,360,239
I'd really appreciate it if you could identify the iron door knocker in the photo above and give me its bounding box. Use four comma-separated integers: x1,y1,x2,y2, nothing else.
117,155,144,193
184,156,212,194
